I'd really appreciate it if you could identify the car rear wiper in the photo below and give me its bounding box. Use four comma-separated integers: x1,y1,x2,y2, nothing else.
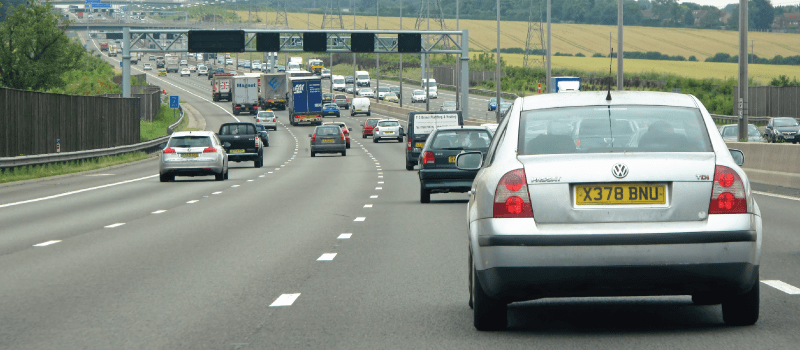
441,147,466,150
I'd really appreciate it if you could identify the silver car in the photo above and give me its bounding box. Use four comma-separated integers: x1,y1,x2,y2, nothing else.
372,119,403,143
255,110,278,131
160,131,228,182
411,90,427,103
457,91,762,330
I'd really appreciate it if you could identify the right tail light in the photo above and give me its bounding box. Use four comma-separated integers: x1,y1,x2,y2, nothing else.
493,169,533,218
407,137,412,151
709,165,747,214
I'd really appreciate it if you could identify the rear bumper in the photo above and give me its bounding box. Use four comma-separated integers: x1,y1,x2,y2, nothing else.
419,168,477,192
226,152,260,162
311,143,346,153
471,214,761,301
160,159,224,175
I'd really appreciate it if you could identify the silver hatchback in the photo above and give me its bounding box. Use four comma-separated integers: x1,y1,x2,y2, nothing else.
160,131,228,182
458,91,762,330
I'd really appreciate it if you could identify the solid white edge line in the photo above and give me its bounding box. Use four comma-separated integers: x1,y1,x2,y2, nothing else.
0,174,159,209
337,233,352,239
753,191,800,202
105,223,125,228
33,240,62,247
762,280,800,294
269,293,301,307
354,217,366,222
317,253,337,261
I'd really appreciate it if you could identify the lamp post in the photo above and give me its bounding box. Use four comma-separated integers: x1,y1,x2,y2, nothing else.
376,0,380,104
495,0,500,122
399,0,403,108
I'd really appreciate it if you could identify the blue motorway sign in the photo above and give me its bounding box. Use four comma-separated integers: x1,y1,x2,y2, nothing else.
91,3,112,8
169,96,180,109
85,0,100,4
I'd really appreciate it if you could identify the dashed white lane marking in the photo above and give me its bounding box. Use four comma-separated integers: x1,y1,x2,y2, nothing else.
269,293,301,307
375,187,383,190
33,240,61,247
378,182,384,184
338,233,352,239
354,217,366,222
187,200,199,204
231,185,240,187
281,165,286,167
370,195,378,198
753,191,800,202
0,174,159,209
259,175,265,178
152,210,167,214
105,223,125,228
378,176,384,178
378,172,383,174
317,253,338,261
212,191,223,194
364,204,373,208
762,280,800,294
247,180,254,182
275,168,280,170
268,172,274,174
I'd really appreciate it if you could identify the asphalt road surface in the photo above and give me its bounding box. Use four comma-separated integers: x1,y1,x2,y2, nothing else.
2,35,800,349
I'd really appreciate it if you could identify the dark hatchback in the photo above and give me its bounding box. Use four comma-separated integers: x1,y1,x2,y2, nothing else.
765,117,800,143
309,125,347,157
418,126,493,203
322,92,333,104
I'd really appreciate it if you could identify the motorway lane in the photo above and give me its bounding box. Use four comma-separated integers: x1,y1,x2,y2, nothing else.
4,33,800,348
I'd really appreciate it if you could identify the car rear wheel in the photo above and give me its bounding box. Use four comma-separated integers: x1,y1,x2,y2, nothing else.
341,150,346,156
159,173,170,182
346,143,350,149
472,259,507,331
362,134,366,139
420,187,430,203
223,167,229,180
373,137,378,143
215,172,224,181
406,162,414,171
722,273,760,326
254,156,263,168
311,151,316,157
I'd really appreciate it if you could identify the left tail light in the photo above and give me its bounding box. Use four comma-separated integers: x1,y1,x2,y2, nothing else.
493,169,533,218
709,165,747,214
203,147,217,153
340,132,346,141
163,147,176,154
311,133,317,142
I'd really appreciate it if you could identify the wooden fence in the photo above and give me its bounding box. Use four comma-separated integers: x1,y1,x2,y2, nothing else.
104,86,162,122
735,86,800,119
0,88,140,157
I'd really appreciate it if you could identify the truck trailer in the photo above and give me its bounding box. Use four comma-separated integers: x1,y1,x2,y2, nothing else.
211,73,235,102
231,76,261,115
260,73,287,110
287,76,323,126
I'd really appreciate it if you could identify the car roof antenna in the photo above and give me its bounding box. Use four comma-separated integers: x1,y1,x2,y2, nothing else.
606,48,613,101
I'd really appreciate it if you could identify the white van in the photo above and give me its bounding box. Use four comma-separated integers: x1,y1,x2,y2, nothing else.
351,97,371,116
422,78,438,99
332,75,346,91
356,71,371,87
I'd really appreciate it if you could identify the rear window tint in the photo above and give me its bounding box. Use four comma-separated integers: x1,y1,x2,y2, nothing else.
518,106,713,155
429,130,492,149
169,136,212,148
219,124,256,135
316,127,340,135
379,121,399,127
366,120,379,125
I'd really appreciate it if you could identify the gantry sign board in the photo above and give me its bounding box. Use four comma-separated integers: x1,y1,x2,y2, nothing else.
118,29,466,55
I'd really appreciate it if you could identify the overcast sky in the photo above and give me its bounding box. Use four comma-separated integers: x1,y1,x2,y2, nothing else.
678,0,800,9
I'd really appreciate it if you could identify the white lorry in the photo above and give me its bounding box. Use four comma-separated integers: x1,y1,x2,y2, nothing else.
231,76,260,115
165,55,179,73
422,78,438,99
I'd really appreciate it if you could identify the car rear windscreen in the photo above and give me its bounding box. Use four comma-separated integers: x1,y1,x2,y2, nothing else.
366,120,378,125
219,124,256,135
316,127,340,135
518,106,713,155
429,130,492,149
378,121,399,127
168,136,212,148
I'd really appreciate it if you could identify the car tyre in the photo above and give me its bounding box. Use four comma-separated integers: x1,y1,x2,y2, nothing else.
215,171,224,181
254,155,263,168
311,151,316,157
341,150,347,156
420,187,430,203
346,143,351,149
406,162,414,171
373,137,378,143
472,259,507,331
223,167,229,180
367,111,371,116
159,173,170,182
722,273,760,326
362,133,366,139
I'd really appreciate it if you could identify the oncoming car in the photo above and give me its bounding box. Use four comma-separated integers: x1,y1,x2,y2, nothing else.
159,131,228,182
458,91,762,331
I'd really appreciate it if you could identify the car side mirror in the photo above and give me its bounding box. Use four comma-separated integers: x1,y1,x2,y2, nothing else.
455,152,483,170
729,149,745,166
223,142,231,148
766,125,772,129
308,134,313,137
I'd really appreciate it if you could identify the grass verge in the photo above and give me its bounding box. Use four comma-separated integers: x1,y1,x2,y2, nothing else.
0,152,152,184
140,102,181,142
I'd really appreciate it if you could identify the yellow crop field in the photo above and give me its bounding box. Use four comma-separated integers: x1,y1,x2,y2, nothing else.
239,10,800,61
489,53,800,83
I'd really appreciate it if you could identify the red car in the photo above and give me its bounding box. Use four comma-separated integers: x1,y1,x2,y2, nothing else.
323,122,352,149
362,118,381,138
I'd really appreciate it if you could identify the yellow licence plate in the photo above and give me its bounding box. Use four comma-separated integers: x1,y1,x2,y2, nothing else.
416,142,425,148
385,131,394,134
181,153,198,158
575,184,666,205
322,138,334,143
231,149,245,153
448,156,456,163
